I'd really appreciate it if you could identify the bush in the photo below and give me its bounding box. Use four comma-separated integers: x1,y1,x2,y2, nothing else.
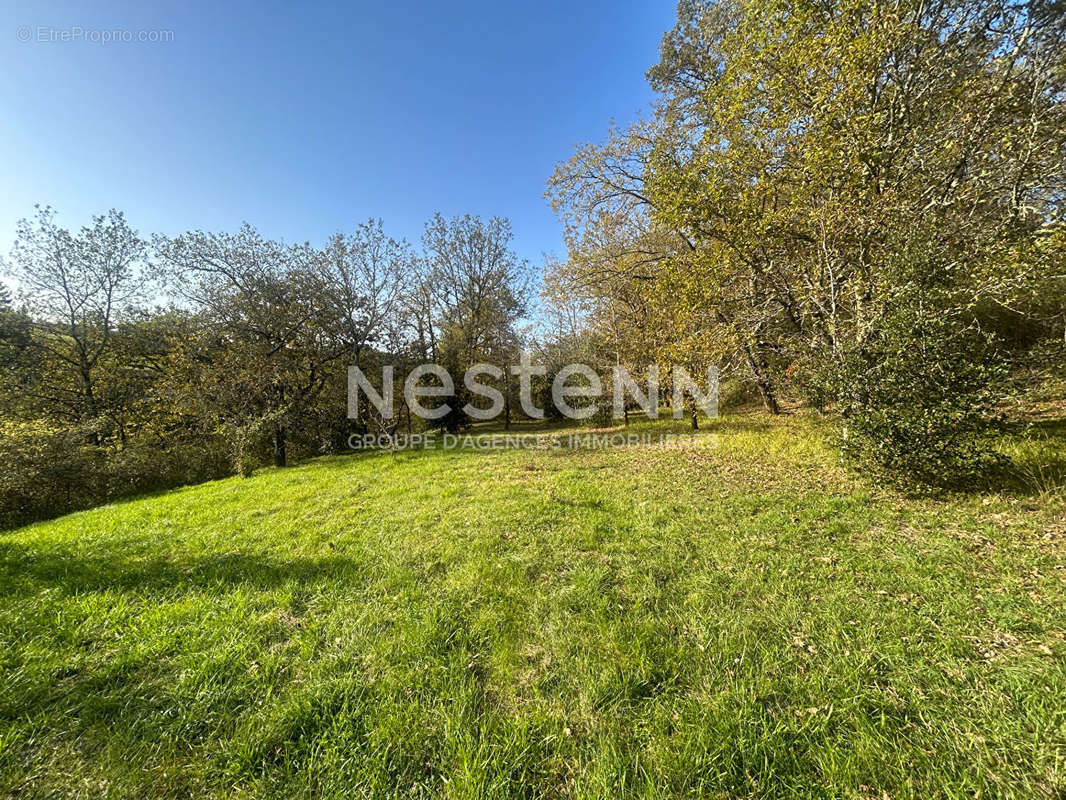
0,422,105,526
106,439,230,496
588,396,615,427
0,421,230,528
831,305,1009,487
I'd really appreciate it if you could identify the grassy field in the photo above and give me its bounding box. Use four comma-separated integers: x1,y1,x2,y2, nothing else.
0,414,1064,799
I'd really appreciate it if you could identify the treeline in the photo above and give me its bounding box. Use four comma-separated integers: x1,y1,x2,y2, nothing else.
543,0,1065,483
0,209,531,526
2,0,1064,524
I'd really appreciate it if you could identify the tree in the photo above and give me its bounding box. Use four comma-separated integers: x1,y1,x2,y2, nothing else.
319,219,412,367
155,225,346,469
649,0,1064,475
0,284,33,408
4,207,150,434
418,214,531,430
553,0,1066,478
547,116,783,414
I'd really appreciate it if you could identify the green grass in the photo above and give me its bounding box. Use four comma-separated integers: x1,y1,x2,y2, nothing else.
1,414,1064,799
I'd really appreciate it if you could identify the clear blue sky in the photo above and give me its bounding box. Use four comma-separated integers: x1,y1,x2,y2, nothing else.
0,0,676,269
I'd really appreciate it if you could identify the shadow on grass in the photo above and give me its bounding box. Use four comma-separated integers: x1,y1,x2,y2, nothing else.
1025,417,1066,437
919,416,1066,498
0,546,369,597
990,457,1066,497
981,415,1066,498
891,453,1066,499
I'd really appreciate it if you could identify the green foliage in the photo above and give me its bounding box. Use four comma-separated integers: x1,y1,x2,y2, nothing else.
0,422,104,526
220,413,278,479
548,0,1066,483
833,302,1010,485
0,207,535,521
0,421,229,528
588,396,614,427
718,376,765,410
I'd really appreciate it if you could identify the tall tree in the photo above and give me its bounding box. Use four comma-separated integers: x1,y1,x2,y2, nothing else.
4,207,150,433
319,219,412,366
552,0,1066,475
418,214,531,429
155,225,346,469
646,0,1065,473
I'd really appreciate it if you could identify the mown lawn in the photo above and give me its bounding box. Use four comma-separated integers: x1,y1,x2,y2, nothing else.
0,414,1064,799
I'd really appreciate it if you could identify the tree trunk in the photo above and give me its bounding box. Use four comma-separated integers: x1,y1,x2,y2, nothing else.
690,407,699,431
755,375,781,415
273,424,287,467
742,344,781,414
504,397,511,430
79,360,100,445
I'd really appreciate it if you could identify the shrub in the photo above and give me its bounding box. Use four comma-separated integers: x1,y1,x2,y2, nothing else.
0,421,230,528
0,422,107,526
831,304,1009,487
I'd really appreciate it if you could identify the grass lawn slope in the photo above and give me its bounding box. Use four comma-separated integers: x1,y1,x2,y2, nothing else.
1,415,1064,799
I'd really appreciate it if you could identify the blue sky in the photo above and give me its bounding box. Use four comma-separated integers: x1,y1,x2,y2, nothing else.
0,0,675,271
